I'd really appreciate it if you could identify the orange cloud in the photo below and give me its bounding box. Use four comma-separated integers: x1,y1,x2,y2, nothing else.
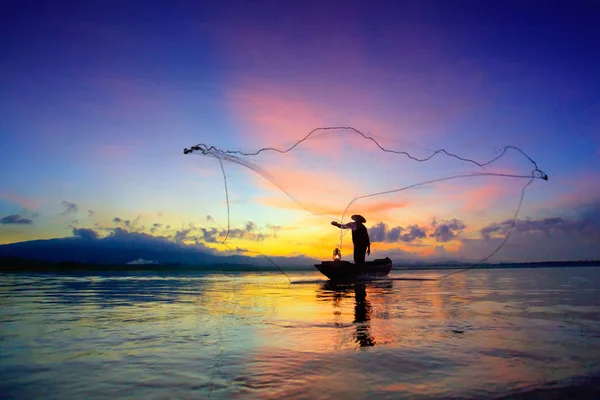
245,163,359,215
247,164,413,221
352,200,411,216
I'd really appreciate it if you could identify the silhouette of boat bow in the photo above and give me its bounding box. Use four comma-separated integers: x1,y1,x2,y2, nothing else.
315,257,392,280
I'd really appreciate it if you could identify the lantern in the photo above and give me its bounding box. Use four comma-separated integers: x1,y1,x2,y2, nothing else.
333,248,341,261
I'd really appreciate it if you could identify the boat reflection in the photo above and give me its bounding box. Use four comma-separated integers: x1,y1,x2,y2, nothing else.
317,280,393,348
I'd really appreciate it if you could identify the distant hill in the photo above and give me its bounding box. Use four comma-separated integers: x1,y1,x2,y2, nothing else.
0,230,318,269
394,259,600,270
1,230,598,272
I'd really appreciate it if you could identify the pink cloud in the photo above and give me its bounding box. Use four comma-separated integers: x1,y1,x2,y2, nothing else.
355,200,411,215
252,167,356,214
217,8,458,152
257,194,411,219
453,184,508,213
218,21,489,151
0,191,41,209
226,82,450,168
222,92,533,226
229,89,328,154
245,164,414,218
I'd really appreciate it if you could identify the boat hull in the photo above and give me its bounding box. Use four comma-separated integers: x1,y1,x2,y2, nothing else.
315,257,392,280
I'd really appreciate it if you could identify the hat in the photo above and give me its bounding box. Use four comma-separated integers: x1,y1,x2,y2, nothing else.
351,214,366,223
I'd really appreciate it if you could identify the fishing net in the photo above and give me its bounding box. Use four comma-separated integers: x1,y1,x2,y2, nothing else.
183,127,547,271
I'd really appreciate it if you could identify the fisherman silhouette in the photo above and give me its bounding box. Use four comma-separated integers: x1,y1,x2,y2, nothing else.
331,214,371,264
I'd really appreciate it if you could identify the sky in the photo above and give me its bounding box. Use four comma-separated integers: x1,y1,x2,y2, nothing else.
1,0,599,263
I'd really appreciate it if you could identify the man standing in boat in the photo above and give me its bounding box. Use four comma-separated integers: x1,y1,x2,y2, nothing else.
331,214,371,264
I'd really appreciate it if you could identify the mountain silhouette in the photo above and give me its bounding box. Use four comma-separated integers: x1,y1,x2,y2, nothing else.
0,228,316,267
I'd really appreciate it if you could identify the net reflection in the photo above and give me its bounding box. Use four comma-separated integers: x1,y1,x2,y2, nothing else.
317,280,393,348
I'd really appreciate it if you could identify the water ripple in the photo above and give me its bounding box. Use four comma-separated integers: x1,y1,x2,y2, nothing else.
1,267,599,399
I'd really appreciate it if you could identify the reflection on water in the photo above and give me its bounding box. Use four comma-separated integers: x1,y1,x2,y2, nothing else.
1,267,600,399
353,284,374,347
317,281,395,348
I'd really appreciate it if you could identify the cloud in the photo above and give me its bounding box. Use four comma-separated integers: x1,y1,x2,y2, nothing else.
204,221,270,242
150,223,163,233
399,225,428,242
444,183,508,213
386,226,402,241
201,227,220,243
266,224,282,238
113,217,131,227
580,200,600,230
112,215,144,232
460,202,600,262
227,228,266,241
1,214,33,225
109,227,129,237
61,201,78,216
429,218,466,242
127,258,157,265
481,223,503,240
174,228,191,243
481,214,600,241
360,201,411,215
369,221,427,243
0,191,40,209
369,222,386,242
72,228,98,240
254,167,356,211
245,221,256,232
229,89,327,153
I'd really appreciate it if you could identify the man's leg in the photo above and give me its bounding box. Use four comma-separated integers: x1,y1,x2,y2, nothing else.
354,246,366,264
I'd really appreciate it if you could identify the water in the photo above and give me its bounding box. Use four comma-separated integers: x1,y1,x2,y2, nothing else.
2,267,600,399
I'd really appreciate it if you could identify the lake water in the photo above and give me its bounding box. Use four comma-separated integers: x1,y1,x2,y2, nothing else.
2,267,600,399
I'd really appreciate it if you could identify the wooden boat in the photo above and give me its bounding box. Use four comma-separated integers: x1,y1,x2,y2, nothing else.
315,257,392,280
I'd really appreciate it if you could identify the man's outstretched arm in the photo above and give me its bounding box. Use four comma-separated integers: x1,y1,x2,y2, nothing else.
331,221,353,229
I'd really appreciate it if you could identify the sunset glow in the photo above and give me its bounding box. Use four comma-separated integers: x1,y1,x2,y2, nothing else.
1,1,599,264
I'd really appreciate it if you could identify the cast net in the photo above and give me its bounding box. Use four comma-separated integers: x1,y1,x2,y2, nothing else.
183,127,547,276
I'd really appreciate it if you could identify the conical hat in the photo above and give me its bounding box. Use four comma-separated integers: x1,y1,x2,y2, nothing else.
351,214,366,223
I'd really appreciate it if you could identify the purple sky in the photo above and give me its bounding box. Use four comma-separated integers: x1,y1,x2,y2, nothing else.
1,0,599,262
